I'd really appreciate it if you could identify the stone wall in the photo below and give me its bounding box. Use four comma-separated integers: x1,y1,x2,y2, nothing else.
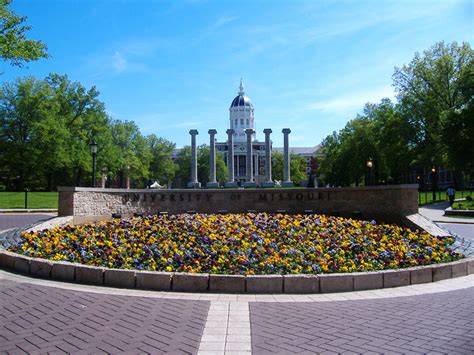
58,185,418,224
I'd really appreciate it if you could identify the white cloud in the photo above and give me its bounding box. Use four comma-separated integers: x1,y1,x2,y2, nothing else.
194,16,238,45
307,86,396,113
112,51,127,73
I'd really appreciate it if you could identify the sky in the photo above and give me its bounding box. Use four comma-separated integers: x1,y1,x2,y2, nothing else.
2,0,472,148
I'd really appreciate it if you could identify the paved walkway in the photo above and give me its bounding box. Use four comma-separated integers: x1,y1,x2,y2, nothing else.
1,270,473,354
419,202,474,224
1,209,474,354
0,213,56,232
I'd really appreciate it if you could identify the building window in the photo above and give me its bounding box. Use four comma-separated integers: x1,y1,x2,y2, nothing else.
246,119,249,125
240,118,244,125
235,119,237,126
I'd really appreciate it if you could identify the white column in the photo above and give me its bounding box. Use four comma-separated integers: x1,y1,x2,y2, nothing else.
282,128,293,187
187,129,201,188
244,128,257,187
207,129,219,188
225,129,238,187
262,128,275,187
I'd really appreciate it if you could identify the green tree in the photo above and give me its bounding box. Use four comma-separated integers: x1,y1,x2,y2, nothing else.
440,59,474,177
0,74,114,190
271,151,308,185
174,145,227,187
393,41,473,169
0,76,56,190
109,120,151,188
147,134,176,187
0,0,48,68
45,73,111,189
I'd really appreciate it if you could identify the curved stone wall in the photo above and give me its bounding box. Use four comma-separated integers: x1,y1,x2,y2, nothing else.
58,185,419,225
0,250,472,293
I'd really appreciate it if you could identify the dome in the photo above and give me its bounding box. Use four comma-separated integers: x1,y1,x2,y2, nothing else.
230,94,253,108
229,78,253,108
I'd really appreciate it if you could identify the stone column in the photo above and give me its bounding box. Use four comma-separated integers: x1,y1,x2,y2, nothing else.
262,128,275,187
282,128,293,187
225,129,238,187
244,128,257,187
207,129,219,188
187,129,201,188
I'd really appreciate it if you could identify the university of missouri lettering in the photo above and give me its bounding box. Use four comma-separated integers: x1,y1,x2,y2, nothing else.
122,193,214,204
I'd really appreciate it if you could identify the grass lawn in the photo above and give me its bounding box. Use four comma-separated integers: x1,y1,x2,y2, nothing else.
0,192,58,209
452,200,474,210
418,190,472,206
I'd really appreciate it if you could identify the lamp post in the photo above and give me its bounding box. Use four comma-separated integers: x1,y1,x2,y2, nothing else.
431,166,437,202
366,158,374,186
89,141,98,187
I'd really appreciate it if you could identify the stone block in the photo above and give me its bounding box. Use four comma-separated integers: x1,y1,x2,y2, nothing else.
383,269,410,288
30,258,52,279
450,259,467,278
353,272,383,291
172,273,209,292
209,274,246,293
467,257,474,275
410,266,432,285
0,251,15,269
75,264,104,285
283,274,319,293
319,274,353,293
14,254,31,274
246,275,283,293
104,269,135,288
51,262,75,282
136,271,172,291
432,263,452,281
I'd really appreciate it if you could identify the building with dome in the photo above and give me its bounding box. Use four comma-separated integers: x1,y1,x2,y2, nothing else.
172,80,320,187
216,79,268,184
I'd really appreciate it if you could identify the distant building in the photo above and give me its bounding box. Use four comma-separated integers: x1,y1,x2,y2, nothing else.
173,80,321,185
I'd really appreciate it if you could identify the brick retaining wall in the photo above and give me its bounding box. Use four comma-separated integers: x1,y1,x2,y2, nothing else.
0,250,472,293
58,185,418,224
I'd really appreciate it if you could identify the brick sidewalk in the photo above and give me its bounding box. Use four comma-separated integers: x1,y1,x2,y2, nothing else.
250,288,474,354
1,271,473,354
0,280,209,354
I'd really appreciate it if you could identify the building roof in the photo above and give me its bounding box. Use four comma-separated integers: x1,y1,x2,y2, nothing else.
230,94,253,108
273,145,321,156
230,79,253,108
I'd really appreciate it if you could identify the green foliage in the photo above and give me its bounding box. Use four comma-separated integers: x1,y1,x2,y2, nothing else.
147,134,176,187
393,41,473,170
319,41,473,186
452,200,474,210
271,151,308,185
174,145,227,186
0,0,48,68
0,74,175,190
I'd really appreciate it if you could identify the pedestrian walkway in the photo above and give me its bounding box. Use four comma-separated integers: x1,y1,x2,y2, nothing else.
1,209,474,354
419,202,474,224
1,270,473,354
0,213,57,232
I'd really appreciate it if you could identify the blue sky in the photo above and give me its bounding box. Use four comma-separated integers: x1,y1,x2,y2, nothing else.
2,0,472,147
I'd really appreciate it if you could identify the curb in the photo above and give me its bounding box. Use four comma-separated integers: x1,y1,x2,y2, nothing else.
1,250,473,294
0,209,58,214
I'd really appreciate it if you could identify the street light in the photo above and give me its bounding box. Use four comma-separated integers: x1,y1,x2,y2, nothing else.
89,141,98,187
366,158,374,186
431,166,437,202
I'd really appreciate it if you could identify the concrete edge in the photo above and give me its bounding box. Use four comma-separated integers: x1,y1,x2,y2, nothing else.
0,250,472,294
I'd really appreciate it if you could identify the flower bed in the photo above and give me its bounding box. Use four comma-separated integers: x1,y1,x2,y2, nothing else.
8,213,462,275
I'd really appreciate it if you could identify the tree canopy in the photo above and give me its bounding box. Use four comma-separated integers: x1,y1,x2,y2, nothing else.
318,41,473,187
0,0,48,68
